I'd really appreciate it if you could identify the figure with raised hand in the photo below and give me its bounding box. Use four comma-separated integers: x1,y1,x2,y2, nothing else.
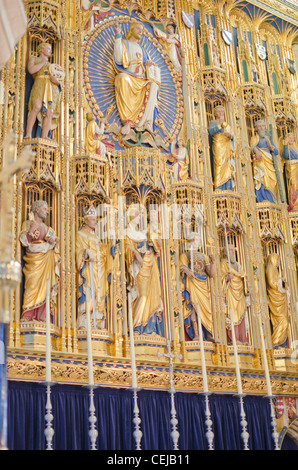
113,20,160,136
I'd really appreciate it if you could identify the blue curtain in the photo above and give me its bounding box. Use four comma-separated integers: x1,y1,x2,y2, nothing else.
0,324,8,448
6,380,290,450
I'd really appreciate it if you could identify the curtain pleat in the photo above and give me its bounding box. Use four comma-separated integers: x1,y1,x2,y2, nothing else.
6,380,295,450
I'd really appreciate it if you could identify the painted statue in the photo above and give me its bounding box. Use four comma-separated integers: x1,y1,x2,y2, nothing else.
221,244,250,344
85,112,109,157
76,205,111,329
20,200,60,322
25,42,63,140
180,233,215,341
153,24,182,75
211,39,220,68
113,20,160,136
251,57,258,83
125,208,164,336
81,0,112,31
167,138,189,181
251,120,279,203
208,106,236,191
282,133,298,211
265,253,289,348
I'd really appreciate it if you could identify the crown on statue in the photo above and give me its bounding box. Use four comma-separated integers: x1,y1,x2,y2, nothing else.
84,205,97,219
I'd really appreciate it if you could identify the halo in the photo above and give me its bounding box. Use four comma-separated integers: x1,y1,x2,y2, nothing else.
83,16,184,147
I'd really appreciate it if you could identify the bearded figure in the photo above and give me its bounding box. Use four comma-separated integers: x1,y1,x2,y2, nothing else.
20,200,60,322
113,21,160,136
251,120,279,203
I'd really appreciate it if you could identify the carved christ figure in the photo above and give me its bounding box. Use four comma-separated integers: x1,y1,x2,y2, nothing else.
113,21,160,136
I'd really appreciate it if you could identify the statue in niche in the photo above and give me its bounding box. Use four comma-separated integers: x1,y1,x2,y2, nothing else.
167,138,189,181
25,42,63,140
7,92,15,129
251,57,258,83
85,112,114,157
211,39,220,68
113,20,160,136
75,205,112,329
20,200,60,322
125,208,164,336
220,244,251,344
265,253,290,348
179,232,215,342
282,133,298,211
208,106,236,191
153,23,182,76
250,120,279,203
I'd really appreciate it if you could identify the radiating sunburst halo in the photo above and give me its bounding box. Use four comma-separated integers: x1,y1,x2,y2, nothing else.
83,15,184,148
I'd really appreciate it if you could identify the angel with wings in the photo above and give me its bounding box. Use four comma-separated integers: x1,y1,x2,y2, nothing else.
153,24,182,75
